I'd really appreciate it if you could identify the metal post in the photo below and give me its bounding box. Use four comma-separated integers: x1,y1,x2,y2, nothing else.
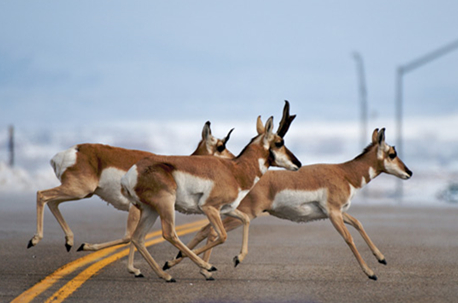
395,38,458,201
395,68,404,201
8,125,14,167
353,52,368,150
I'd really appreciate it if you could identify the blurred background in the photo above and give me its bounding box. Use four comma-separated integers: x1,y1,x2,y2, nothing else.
1,1,457,204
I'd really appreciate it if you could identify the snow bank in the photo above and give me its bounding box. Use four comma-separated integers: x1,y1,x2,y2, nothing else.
1,115,457,206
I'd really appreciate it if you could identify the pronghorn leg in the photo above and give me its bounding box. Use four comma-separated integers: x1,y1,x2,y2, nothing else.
164,222,214,269
227,209,251,267
28,185,94,251
163,205,227,277
328,210,377,281
77,205,144,276
131,205,174,282
343,212,386,264
199,214,249,280
157,194,217,275
166,215,247,280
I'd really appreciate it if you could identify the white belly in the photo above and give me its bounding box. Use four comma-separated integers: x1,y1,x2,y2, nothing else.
269,189,329,223
173,171,214,214
95,167,131,211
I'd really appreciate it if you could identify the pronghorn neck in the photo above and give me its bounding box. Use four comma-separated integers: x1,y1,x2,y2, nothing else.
341,144,381,189
233,136,270,187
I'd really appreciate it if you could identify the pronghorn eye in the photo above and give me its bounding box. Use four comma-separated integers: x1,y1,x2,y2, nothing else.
217,145,225,153
275,140,284,148
389,153,396,159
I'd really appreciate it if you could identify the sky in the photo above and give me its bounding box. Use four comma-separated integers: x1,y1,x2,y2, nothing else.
1,1,458,129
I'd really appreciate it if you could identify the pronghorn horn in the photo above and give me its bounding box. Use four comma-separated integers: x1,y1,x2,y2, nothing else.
276,100,296,138
222,128,234,146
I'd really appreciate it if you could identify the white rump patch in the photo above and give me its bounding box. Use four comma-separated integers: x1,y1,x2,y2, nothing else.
173,171,214,215
269,189,328,223
95,167,131,211
50,146,78,181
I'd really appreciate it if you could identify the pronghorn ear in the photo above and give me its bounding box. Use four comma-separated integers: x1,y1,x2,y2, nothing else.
202,121,212,141
265,116,274,136
371,128,379,144
256,116,265,134
377,128,386,145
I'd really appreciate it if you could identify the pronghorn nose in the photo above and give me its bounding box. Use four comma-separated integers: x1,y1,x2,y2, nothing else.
406,167,413,178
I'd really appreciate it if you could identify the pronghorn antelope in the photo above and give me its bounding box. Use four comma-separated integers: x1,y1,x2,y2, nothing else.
167,128,412,281
120,101,302,282
27,121,234,258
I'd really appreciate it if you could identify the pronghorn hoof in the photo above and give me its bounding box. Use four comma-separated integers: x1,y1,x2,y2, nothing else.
176,251,183,259
65,243,72,252
135,273,144,278
208,266,217,272
379,259,387,265
206,276,215,281
163,262,171,271
77,244,85,252
233,256,240,268
27,239,34,249
166,278,176,283
369,275,378,281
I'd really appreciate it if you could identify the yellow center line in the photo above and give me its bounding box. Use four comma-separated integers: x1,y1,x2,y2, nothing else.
45,223,207,303
12,219,208,303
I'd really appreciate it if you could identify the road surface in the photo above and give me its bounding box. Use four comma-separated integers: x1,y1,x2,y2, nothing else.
2,192,458,303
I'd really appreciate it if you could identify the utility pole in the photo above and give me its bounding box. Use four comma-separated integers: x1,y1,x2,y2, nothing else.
396,38,458,201
353,52,368,151
8,125,15,167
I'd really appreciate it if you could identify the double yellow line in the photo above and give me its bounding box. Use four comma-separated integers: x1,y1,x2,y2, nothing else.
13,219,208,303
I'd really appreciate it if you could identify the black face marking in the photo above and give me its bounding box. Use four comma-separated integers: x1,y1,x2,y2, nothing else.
274,140,284,148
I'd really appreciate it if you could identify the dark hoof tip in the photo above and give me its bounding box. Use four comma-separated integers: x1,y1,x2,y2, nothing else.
233,256,240,268
65,243,72,252
206,277,215,281
369,275,378,281
27,240,34,249
208,266,217,272
135,273,144,278
77,244,85,252
379,259,387,265
176,251,183,259
163,262,170,271
166,278,176,283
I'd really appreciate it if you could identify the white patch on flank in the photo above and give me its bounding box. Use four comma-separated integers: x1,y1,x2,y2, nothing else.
120,165,141,207
50,146,78,181
95,167,131,211
173,171,214,215
269,189,328,223
258,159,268,175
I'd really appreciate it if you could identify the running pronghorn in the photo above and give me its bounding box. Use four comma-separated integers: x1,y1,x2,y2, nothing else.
166,128,412,281
27,121,234,258
121,101,302,282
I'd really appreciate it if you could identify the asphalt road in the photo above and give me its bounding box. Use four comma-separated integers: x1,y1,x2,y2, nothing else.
2,192,458,303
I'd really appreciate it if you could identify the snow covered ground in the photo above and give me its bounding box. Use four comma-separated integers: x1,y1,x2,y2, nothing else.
1,115,457,206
